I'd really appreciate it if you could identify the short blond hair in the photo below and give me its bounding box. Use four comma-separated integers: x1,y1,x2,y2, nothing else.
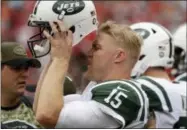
98,20,143,68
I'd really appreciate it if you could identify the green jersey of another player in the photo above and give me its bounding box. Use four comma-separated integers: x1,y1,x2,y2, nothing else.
91,80,149,128
136,76,186,128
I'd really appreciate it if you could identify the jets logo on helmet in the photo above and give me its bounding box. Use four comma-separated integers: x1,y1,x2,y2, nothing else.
52,1,85,16
134,28,150,39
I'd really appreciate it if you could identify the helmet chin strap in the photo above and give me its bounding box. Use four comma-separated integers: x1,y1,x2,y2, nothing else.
138,63,149,77
34,44,45,52
33,39,50,57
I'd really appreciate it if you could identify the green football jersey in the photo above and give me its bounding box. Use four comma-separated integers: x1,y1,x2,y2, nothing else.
136,76,174,112
1,102,43,129
135,76,186,128
90,80,148,128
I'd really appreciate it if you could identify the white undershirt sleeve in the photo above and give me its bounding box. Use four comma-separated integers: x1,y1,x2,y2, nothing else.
64,94,82,104
55,100,120,128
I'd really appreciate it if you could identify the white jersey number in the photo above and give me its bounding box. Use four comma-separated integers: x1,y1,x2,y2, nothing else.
104,88,128,109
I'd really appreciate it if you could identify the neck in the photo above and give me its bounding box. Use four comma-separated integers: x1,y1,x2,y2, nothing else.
98,66,131,83
144,67,171,81
1,93,21,108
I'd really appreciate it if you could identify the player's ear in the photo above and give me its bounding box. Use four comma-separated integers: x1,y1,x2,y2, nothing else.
113,48,126,63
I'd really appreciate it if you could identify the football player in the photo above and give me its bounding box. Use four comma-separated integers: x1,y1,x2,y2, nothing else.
130,22,186,128
172,23,187,82
28,4,149,127
27,0,98,115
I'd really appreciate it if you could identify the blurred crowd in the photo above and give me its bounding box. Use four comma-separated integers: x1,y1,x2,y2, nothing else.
1,1,187,85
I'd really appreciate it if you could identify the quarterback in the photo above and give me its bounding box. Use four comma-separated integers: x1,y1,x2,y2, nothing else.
28,1,149,127
27,1,149,128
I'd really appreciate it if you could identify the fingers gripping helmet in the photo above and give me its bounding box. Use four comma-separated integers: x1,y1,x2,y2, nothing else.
130,22,174,77
27,0,98,58
172,23,187,76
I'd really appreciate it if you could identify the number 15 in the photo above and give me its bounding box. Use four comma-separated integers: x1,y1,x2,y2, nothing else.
104,89,128,109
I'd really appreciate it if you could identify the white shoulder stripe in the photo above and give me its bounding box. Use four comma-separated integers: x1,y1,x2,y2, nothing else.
123,81,144,121
92,80,145,108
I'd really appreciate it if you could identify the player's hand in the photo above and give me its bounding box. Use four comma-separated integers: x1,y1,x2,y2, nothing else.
43,20,73,62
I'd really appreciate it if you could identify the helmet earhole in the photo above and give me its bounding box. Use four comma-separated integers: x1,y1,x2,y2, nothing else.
151,28,156,34
139,55,145,60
